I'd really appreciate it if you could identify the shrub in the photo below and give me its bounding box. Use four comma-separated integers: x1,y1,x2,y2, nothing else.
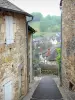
56,48,61,73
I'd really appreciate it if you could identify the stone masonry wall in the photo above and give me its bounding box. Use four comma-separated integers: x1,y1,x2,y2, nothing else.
0,12,28,100
28,33,33,83
62,0,75,90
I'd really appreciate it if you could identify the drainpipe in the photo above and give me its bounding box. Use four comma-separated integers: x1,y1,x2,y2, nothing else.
60,4,62,86
26,16,33,92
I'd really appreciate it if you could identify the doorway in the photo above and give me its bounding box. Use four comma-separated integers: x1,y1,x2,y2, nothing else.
4,81,12,100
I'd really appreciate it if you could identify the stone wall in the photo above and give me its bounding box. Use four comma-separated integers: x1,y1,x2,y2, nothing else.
28,33,33,83
0,12,28,100
62,0,75,90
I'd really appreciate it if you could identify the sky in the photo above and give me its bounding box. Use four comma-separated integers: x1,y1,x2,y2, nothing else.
9,0,61,16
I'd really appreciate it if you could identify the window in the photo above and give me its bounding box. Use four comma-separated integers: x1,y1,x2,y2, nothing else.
5,16,14,44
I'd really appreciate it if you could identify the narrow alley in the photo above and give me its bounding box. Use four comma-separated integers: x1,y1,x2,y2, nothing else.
31,76,63,100
23,76,63,100
0,0,75,100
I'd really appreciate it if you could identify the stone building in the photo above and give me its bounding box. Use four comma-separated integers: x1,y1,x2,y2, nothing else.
28,26,36,83
0,0,34,100
61,0,75,91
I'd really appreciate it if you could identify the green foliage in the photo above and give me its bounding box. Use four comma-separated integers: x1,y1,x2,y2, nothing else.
30,12,61,38
31,12,43,21
29,21,40,30
56,48,61,65
41,69,58,75
33,59,39,67
39,15,61,32
32,48,39,69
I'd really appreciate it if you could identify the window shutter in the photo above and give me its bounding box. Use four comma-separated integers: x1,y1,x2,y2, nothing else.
9,16,14,44
5,16,10,44
5,16,14,44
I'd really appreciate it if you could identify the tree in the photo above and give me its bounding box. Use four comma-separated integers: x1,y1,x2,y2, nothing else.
39,15,61,32
40,19,48,32
31,12,43,21
30,12,61,34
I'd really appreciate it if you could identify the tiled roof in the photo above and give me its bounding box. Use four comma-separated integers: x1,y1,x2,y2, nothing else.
0,0,32,17
47,49,57,61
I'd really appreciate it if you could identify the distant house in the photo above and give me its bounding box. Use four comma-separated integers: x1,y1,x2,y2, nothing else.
0,0,35,100
47,49,57,61
50,38,57,45
56,32,61,43
60,0,75,94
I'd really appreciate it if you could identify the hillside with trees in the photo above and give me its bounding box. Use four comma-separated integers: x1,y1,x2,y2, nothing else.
29,12,61,38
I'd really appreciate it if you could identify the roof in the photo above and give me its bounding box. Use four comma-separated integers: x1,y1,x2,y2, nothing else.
47,49,57,61
28,25,36,34
0,0,33,17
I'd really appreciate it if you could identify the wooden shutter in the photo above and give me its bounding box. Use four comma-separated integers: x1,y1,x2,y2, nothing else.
9,16,14,44
5,16,14,44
